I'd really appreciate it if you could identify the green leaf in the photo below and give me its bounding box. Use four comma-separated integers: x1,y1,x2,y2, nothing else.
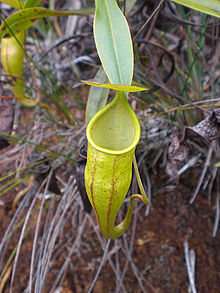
0,0,24,9
216,162,220,167
83,80,148,92
170,0,220,18
86,67,109,125
24,0,42,8
94,0,133,85
0,7,94,38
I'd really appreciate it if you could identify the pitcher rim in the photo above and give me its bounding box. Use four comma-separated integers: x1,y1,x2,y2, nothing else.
86,94,141,155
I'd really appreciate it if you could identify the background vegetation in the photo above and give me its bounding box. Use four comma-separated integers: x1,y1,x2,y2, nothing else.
0,0,219,292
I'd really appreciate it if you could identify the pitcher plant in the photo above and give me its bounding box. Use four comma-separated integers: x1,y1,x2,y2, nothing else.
1,31,30,106
0,1,93,107
85,92,149,239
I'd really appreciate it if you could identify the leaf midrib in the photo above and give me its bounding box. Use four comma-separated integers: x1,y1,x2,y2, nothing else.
103,0,123,85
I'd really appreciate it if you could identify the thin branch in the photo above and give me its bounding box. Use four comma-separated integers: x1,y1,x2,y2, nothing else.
212,192,220,237
184,238,197,293
134,0,166,41
190,144,213,204
87,239,111,293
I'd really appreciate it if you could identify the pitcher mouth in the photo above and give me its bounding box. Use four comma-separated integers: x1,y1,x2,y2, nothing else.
86,94,141,156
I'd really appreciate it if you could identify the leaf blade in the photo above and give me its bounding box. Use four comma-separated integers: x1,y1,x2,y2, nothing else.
0,0,23,9
0,7,94,38
170,0,220,18
94,0,133,85
24,0,42,8
82,80,148,92
86,67,109,125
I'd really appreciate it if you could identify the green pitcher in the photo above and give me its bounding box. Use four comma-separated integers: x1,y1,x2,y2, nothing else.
1,31,35,107
1,31,25,99
85,92,149,239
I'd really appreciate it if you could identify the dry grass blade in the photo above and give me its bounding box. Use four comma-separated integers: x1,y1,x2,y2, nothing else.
144,45,210,113
33,177,78,292
9,190,39,292
0,189,33,270
184,238,197,293
0,265,12,293
190,144,214,204
122,235,157,293
212,192,220,237
28,170,54,292
87,239,111,293
134,0,166,41
116,201,139,292
49,216,88,292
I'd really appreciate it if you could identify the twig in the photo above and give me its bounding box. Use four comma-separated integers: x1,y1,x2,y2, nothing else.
9,187,39,292
122,236,157,293
178,155,201,176
143,44,210,114
190,144,213,204
116,201,138,292
49,217,88,292
39,184,78,290
207,168,218,203
134,0,166,41
28,170,54,293
114,239,121,291
0,265,12,293
188,250,196,293
33,177,78,292
184,238,197,293
87,239,111,293
0,189,33,270
212,192,220,237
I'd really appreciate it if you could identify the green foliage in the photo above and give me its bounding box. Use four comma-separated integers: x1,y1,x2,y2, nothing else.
170,0,220,18
0,0,218,243
0,0,93,106
24,0,42,8
0,7,93,38
85,92,149,239
0,0,23,9
93,0,133,85
85,0,149,239
86,67,109,125
84,80,148,92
